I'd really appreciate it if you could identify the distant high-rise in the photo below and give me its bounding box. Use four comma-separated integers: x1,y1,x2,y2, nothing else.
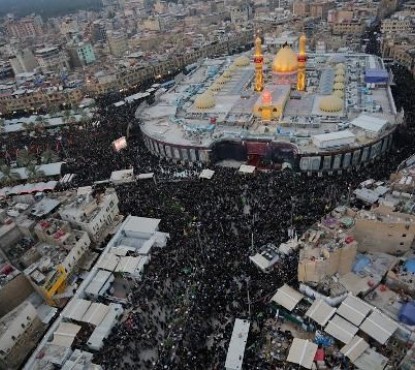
91,21,107,44
5,15,43,39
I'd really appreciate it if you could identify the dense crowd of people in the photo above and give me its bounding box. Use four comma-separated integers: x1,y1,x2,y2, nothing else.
3,60,413,368
68,64,415,369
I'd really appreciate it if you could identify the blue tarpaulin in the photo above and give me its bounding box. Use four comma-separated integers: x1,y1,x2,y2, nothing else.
364,69,389,84
398,301,415,325
404,259,415,273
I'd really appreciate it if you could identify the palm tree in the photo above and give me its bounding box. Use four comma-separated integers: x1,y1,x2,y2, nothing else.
41,149,59,164
0,118,5,134
0,164,21,185
16,149,36,168
21,121,36,135
25,163,46,182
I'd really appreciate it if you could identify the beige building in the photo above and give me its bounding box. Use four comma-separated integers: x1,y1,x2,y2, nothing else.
107,32,129,57
35,46,70,73
381,16,412,34
0,301,45,370
292,0,310,17
9,48,38,75
331,20,365,35
59,189,119,242
0,266,34,318
310,0,336,20
351,206,415,255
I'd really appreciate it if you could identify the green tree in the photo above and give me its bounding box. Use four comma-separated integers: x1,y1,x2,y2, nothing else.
16,149,36,167
0,164,21,185
25,163,46,182
41,149,59,164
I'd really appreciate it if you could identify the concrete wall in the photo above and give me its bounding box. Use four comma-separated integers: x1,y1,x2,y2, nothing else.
352,218,415,255
0,274,35,318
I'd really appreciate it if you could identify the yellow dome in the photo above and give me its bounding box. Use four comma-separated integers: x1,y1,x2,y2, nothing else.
335,63,346,71
194,93,215,109
333,90,344,98
272,45,298,73
234,56,250,67
333,82,344,90
209,83,222,92
334,75,345,83
222,71,232,78
216,76,227,85
335,69,345,76
319,95,343,112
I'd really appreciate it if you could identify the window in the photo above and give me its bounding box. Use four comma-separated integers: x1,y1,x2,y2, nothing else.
403,234,407,237
11,336,16,341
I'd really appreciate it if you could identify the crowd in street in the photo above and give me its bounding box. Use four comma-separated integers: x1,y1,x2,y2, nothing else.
2,62,411,369
67,64,415,369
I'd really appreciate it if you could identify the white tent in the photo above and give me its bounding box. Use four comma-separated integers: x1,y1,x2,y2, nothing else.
225,319,250,370
271,284,304,311
82,303,110,326
238,165,256,174
305,299,336,326
287,338,318,369
351,114,388,134
199,169,215,179
359,311,398,344
63,298,91,322
110,169,135,184
336,294,372,326
325,315,358,344
51,322,81,347
341,336,370,362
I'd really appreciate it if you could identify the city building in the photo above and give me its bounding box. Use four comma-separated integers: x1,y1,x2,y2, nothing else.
331,19,365,35
5,15,43,39
0,301,46,370
292,0,310,17
34,46,70,74
67,42,96,68
107,31,129,57
9,48,38,75
381,15,413,34
59,188,119,242
91,21,107,44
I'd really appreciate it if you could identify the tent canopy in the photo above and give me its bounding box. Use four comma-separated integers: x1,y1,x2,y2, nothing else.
305,299,336,327
360,311,398,344
325,315,358,344
341,336,369,362
398,301,415,326
287,338,318,369
271,284,304,311
336,294,372,326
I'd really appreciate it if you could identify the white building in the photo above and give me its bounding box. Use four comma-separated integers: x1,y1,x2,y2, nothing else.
59,189,119,242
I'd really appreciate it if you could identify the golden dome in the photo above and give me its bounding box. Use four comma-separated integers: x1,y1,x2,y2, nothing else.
335,69,345,76
234,56,250,67
222,71,232,78
209,83,222,92
333,82,344,90
334,75,345,83
319,95,343,112
216,76,228,85
272,45,298,73
335,63,346,71
333,90,344,98
194,93,215,109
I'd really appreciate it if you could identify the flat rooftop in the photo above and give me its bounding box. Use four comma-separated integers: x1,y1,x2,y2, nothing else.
139,52,398,154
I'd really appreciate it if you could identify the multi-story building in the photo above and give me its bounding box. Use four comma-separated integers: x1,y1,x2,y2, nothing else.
59,188,119,242
91,21,107,44
0,87,83,115
34,46,70,73
230,3,254,24
331,19,365,35
107,31,129,57
60,17,79,37
381,16,413,34
8,48,38,75
67,42,96,68
310,0,336,20
5,15,43,39
292,0,310,17
0,301,46,370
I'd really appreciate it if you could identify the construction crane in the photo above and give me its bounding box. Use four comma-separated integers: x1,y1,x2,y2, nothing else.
42,264,68,306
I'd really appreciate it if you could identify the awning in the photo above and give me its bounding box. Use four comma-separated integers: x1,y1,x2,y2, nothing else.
63,298,92,322
238,165,256,174
305,299,336,326
271,284,304,311
359,311,398,344
341,336,369,362
325,315,358,344
199,169,215,179
336,294,372,326
51,322,81,347
82,303,110,326
287,338,318,369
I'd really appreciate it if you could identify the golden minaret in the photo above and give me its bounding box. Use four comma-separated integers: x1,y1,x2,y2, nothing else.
253,36,264,92
297,34,307,91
